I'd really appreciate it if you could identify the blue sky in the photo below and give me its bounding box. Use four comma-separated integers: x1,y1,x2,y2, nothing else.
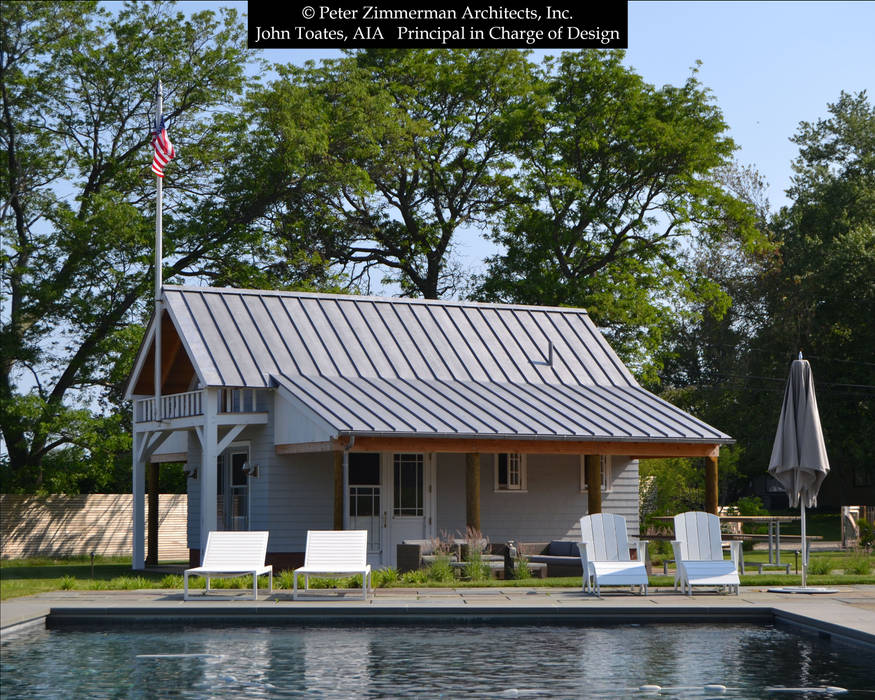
220,0,875,277
241,1,875,211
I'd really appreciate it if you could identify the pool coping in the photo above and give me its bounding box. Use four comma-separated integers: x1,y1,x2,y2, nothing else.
4,587,875,652
37,604,873,651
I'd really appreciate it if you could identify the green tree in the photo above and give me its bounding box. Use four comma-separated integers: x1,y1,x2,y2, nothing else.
475,52,759,378
246,49,534,298
0,2,324,492
747,91,875,500
657,92,875,504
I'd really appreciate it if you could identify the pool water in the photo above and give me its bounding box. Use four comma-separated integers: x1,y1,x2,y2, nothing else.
1,624,873,698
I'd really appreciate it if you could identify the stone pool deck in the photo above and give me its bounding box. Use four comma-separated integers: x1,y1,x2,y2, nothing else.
3,585,875,650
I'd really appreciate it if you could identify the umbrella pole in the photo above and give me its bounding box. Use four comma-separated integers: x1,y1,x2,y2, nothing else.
801,501,807,588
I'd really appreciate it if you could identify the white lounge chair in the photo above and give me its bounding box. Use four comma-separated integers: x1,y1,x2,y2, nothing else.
579,513,649,596
293,530,371,600
672,511,741,596
184,530,273,601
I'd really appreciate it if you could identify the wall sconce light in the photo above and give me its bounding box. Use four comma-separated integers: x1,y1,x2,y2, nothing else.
184,466,198,480
242,463,259,478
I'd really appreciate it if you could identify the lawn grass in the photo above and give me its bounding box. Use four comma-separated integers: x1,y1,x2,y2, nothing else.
3,551,872,600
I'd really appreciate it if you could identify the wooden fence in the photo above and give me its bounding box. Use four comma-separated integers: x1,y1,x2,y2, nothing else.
0,494,188,561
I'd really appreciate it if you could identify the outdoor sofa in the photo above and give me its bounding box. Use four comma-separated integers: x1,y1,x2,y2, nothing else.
516,541,584,577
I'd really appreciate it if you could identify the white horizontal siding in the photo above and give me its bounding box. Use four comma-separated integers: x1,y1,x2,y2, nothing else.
436,453,639,543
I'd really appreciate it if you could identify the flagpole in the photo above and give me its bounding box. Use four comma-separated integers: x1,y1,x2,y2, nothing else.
154,81,163,422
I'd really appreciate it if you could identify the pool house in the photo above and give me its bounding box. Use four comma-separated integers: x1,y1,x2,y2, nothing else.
125,286,732,569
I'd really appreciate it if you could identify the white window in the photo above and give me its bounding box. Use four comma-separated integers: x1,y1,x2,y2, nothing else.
494,453,527,492
580,455,612,493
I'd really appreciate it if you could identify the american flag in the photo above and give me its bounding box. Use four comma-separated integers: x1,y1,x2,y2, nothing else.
151,114,175,177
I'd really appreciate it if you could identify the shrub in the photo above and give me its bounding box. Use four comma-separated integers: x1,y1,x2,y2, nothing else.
425,555,455,583
277,570,298,590
372,567,399,588
859,518,874,549
160,574,182,589
806,557,833,575
400,569,428,585
60,575,76,590
843,555,873,575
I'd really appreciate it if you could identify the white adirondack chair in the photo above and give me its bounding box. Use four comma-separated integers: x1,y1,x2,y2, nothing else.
672,511,741,595
184,530,273,601
579,513,649,596
293,530,372,600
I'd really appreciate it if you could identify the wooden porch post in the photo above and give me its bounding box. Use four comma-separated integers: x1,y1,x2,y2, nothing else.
333,451,343,530
586,454,602,514
465,453,480,532
146,462,159,565
705,456,719,515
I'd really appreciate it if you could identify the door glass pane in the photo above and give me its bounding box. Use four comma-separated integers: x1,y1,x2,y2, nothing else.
349,453,380,485
393,453,423,516
231,452,248,486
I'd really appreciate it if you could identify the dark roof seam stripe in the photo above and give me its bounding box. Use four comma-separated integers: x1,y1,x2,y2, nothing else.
621,386,721,438
200,290,247,386
440,306,494,380
178,291,226,386
469,307,516,383
294,297,343,376
319,374,422,432
547,383,642,436
280,297,329,377
416,379,521,433
389,304,439,380
509,382,598,436
407,304,456,379
218,293,267,387
422,305,476,381
243,296,290,376
509,309,564,384
277,373,369,431
563,312,633,386
355,375,443,432
258,296,304,375
317,299,363,378
544,312,604,385
391,378,485,433
368,300,417,378
526,309,585,384
593,385,690,438
332,299,379,376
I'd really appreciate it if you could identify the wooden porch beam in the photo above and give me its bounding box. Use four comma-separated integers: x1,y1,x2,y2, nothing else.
316,436,721,458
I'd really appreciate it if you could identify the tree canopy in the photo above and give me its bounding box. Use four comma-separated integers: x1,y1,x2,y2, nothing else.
474,52,760,378
243,49,534,298
0,1,331,491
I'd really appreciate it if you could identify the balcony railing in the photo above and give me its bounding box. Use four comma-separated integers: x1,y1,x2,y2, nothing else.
135,390,203,423
134,388,267,423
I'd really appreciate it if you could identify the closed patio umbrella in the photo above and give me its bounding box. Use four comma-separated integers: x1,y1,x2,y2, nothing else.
768,353,834,593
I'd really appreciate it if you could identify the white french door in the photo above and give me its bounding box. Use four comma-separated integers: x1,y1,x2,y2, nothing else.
382,452,435,568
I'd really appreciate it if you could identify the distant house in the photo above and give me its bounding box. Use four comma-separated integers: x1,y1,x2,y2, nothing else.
125,286,732,569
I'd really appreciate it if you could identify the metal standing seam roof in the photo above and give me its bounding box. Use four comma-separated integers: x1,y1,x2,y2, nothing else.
156,285,732,444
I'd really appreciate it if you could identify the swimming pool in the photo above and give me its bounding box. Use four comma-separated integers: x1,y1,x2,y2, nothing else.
2,624,873,698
